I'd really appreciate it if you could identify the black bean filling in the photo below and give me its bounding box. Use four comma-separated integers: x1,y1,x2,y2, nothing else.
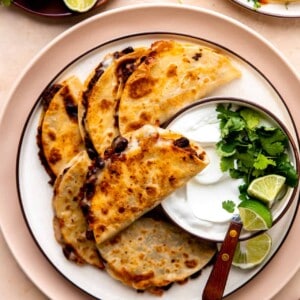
174,137,190,148
40,84,62,111
61,86,78,122
111,136,128,153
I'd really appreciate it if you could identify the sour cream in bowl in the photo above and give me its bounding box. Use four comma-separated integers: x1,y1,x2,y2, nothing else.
161,97,300,242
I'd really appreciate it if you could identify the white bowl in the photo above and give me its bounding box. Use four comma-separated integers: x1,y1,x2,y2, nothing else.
162,97,300,242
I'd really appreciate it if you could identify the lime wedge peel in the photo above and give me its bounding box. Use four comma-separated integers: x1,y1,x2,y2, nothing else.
238,200,273,231
233,233,272,269
63,0,98,12
247,174,286,207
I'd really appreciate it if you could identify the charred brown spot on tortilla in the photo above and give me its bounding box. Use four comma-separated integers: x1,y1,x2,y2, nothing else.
101,207,109,215
184,259,198,268
118,207,126,213
97,225,107,233
123,120,142,132
47,130,56,141
99,182,109,194
128,77,156,99
167,64,178,77
99,98,113,111
168,175,177,186
123,268,155,283
198,151,207,161
192,50,203,61
49,148,62,164
63,244,84,264
146,186,157,196
85,229,95,241
140,112,152,123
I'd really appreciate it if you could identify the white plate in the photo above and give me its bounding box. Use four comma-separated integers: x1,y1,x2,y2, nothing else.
231,0,300,17
0,4,299,300
17,33,299,298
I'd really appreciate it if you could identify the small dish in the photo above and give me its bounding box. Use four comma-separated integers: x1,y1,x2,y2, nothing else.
162,97,299,242
12,0,108,17
231,0,300,18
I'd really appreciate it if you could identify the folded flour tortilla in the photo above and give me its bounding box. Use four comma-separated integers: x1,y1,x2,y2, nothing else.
98,217,216,294
52,151,104,269
118,40,241,134
38,76,84,180
88,125,209,245
82,47,148,156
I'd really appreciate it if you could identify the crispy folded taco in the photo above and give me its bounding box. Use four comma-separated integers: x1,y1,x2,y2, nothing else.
52,150,104,269
37,76,84,181
118,40,241,134
81,47,148,157
98,217,216,294
88,125,209,245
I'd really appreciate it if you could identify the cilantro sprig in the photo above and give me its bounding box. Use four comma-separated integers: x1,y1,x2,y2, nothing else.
222,200,236,213
216,104,298,189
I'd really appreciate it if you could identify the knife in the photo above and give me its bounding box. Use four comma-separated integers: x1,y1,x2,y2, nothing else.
202,214,243,300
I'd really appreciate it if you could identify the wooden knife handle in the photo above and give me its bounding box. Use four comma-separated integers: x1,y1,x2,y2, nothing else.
202,220,243,300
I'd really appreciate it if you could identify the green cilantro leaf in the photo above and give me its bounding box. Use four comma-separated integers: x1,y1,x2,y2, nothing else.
217,104,245,138
276,158,299,187
216,141,236,157
215,104,298,188
253,153,276,170
220,156,234,172
222,200,236,213
240,108,260,129
221,116,245,138
258,127,287,156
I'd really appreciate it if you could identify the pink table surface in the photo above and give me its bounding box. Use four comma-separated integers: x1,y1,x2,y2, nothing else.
0,0,299,299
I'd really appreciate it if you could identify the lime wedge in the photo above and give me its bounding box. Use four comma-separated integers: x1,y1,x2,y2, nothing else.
63,0,97,12
238,200,272,231
247,174,286,207
233,233,272,269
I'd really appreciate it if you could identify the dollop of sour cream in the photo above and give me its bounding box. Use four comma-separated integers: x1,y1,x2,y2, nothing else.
165,104,242,225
